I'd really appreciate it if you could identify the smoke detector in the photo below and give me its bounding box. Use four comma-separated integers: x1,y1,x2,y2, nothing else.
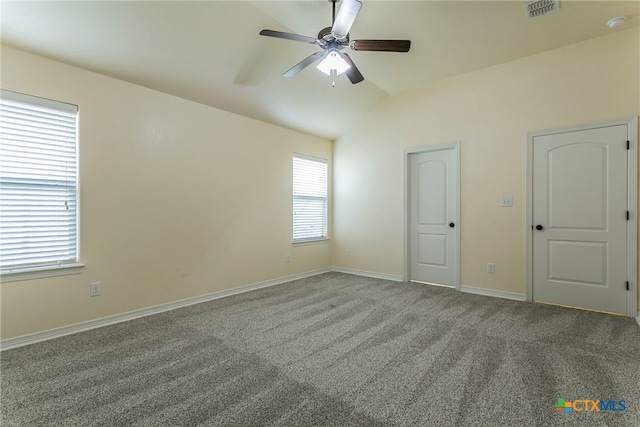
525,0,560,19
607,17,627,29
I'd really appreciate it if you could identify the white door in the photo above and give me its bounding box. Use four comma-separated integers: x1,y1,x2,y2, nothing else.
409,148,458,287
532,125,628,314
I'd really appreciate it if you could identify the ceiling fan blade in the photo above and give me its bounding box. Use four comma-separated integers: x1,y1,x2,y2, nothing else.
340,53,364,84
283,51,328,78
331,0,362,39
259,29,318,44
351,40,411,52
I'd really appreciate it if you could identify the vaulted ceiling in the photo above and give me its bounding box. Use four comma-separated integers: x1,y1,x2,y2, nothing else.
1,1,638,140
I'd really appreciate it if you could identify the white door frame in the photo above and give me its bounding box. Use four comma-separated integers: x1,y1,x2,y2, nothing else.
525,117,638,317
403,142,461,288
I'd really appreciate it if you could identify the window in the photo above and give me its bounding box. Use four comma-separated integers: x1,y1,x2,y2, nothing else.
0,90,81,278
293,154,328,243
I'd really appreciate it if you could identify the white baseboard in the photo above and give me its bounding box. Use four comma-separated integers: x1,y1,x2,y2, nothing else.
0,268,332,351
331,267,403,282
460,285,526,302
333,269,526,303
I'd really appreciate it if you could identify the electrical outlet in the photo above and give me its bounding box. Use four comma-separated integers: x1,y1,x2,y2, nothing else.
487,263,495,274
346,249,351,257
286,254,291,263
90,282,101,297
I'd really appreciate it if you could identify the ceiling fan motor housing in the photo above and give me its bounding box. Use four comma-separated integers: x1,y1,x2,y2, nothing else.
318,26,348,43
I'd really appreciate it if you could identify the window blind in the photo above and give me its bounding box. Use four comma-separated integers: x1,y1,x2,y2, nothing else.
0,90,79,273
293,154,327,242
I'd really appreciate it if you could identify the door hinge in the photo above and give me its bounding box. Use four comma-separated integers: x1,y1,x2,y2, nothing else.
627,140,630,150
627,211,630,220
626,281,630,291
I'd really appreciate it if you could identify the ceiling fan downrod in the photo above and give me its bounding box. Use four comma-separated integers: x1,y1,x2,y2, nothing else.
330,0,338,26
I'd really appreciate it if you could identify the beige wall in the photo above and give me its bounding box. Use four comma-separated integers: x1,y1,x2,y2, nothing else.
333,28,639,307
0,46,332,339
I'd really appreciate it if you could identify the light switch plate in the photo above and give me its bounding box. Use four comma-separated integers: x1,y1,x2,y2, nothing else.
500,196,513,207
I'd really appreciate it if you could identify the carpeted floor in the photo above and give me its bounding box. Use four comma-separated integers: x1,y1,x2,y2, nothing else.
2,272,639,426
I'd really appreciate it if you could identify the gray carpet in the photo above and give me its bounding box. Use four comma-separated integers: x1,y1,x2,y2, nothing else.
2,272,639,426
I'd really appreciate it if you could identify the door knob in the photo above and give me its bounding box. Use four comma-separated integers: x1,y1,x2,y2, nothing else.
449,223,455,228
535,224,544,231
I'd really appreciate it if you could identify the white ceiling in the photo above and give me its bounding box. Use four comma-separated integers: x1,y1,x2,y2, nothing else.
1,1,638,140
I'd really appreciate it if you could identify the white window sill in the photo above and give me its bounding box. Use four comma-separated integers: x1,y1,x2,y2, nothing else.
292,238,330,246
1,263,85,283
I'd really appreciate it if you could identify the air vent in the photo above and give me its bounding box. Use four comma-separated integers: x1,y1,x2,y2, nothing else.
525,0,559,18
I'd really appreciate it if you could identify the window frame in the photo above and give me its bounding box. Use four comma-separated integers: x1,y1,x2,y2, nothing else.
292,153,329,245
0,89,84,282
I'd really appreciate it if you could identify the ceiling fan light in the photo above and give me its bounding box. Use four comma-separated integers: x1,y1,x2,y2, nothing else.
316,51,351,76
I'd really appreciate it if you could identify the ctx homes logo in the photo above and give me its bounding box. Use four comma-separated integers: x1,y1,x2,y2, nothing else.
554,398,627,415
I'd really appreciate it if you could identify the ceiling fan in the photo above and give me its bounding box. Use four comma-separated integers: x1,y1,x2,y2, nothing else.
259,0,411,85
